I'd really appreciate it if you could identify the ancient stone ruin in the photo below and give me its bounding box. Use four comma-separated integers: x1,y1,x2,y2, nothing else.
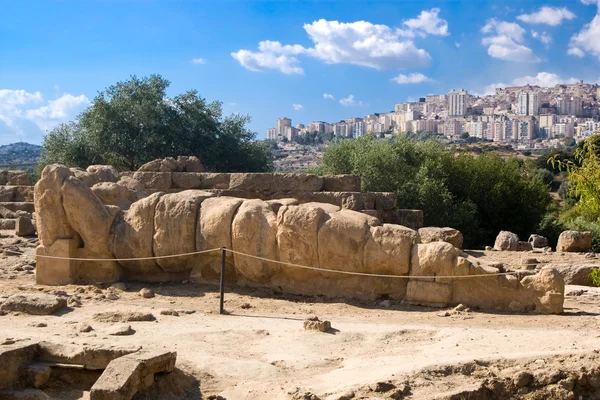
34,159,565,314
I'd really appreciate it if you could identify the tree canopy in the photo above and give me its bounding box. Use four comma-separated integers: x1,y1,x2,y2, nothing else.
316,135,553,248
39,75,274,172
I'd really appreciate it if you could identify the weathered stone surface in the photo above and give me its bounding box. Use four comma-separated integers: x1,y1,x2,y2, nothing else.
86,165,119,183
301,202,340,214
139,157,182,172
15,216,36,236
549,264,600,286
529,234,549,249
0,204,18,219
393,209,424,230
229,173,324,192
177,156,204,172
91,182,132,209
36,239,78,285
265,198,299,214
116,176,147,200
521,268,565,314
108,324,134,336
199,173,230,189
0,294,67,315
7,170,32,186
34,165,75,247
365,224,417,275
557,231,593,252
406,280,453,307
11,186,34,202
322,175,361,192
0,186,15,202
0,218,16,230
62,176,117,254
93,311,155,322
153,190,215,272
418,227,464,249
172,173,202,189
0,342,38,389
232,199,279,283
192,197,243,281
318,210,371,274
374,193,396,210
494,231,519,251
133,172,172,191
110,192,164,275
410,242,460,284
303,317,331,332
518,241,533,252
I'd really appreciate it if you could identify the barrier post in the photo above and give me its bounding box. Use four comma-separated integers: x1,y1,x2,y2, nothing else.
219,247,226,315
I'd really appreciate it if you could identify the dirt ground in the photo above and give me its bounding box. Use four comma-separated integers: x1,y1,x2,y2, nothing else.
2,233,600,399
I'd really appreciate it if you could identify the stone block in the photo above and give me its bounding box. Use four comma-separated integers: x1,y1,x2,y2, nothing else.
7,171,33,186
557,230,593,252
11,186,34,202
406,280,452,307
132,172,172,191
360,193,375,210
0,218,16,230
16,217,36,236
0,186,15,201
418,227,464,249
199,173,230,189
171,173,202,189
0,342,39,389
322,175,361,192
36,239,78,286
395,209,424,229
374,193,396,210
90,357,143,400
0,202,35,213
229,173,324,192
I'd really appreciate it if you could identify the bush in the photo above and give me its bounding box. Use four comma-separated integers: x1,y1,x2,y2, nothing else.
590,268,600,287
318,136,553,248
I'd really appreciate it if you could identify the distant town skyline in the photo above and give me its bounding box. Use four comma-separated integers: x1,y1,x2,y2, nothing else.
2,0,600,145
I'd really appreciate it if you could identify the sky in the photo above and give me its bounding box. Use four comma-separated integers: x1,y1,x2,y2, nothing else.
2,0,600,145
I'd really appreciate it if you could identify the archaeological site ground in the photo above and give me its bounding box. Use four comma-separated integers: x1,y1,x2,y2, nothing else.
1,158,600,399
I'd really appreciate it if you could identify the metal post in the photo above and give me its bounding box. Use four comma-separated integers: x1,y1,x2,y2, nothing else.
219,247,226,315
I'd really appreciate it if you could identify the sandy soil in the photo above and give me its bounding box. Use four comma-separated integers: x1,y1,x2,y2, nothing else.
1,233,600,399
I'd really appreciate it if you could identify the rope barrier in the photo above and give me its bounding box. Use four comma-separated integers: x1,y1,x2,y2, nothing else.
22,248,222,262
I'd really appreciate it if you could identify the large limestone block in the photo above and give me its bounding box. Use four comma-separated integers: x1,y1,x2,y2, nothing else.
110,193,165,275
172,172,202,189
418,227,464,249
7,170,32,186
229,173,324,192
520,268,565,314
556,230,593,252
34,165,75,247
192,196,243,281
116,176,148,202
177,156,204,172
410,242,460,283
322,175,361,192
364,224,418,275
232,199,279,283
0,343,38,390
548,264,600,286
133,171,172,191
275,205,324,283
199,173,230,189
265,198,299,214
62,176,117,254
494,231,519,251
91,182,133,209
86,165,119,183
317,210,372,274
0,186,15,201
406,280,452,307
153,190,215,272
11,185,34,202
138,157,182,172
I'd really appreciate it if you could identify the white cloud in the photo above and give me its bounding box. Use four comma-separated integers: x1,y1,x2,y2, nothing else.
397,8,450,38
292,103,304,111
517,7,575,26
339,95,355,106
455,42,461,48
481,19,539,62
191,58,206,64
0,89,89,143
323,93,336,100
531,30,552,47
392,73,434,84
477,72,581,95
232,18,432,73
569,6,600,59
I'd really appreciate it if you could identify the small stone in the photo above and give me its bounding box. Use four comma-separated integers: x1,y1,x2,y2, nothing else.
30,322,47,327
160,309,179,316
240,303,252,309
586,252,597,259
110,282,127,291
106,293,119,301
514,371,533,388
78,324,93,333
485,246,493,251
380,300,391,308
68,297,82,307
370,381,395,393
454,304,467,312
93,288,103,294
108,324,134,336
139,288,155,298
303,316,331,332
1,338,15,345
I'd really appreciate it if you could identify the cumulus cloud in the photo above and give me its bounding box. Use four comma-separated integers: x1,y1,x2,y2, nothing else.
569,3,600,59
477,72,581,95
396,8,450,38
232,15,436,73
0,89,89,143
531,30,552,47
517,7,575,26
481,19,539,62
323,93,336,100
292,103,304,111
191,58,206,64
392,73,434,84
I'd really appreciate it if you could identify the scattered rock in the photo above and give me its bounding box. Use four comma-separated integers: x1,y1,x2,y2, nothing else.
418,227,464,249
585,252,597,259
78,323,94,332
29,322,48,327
303,316,331,332
528,234,549,249
494,231,519,251
110,282,127,291
240,303,252,309
380,299,391,308
107,324,134,336
517,241,533,252
139,288,155,298
557,230,593,252
550,264,600,286
370,381,396,393
0,294,67,315
513,371,532,388
67,297,82,307
160,309,179,316
15,216,36,236
93,311,156,322
454,304,467,312
485,246,494,251
106,293,119,301
520,258,539,271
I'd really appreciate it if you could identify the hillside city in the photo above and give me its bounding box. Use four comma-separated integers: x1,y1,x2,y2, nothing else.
267,80,600,150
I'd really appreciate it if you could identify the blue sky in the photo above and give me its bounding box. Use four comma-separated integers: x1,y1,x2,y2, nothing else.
1,0,600,145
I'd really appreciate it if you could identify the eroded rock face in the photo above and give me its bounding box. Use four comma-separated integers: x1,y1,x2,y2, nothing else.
34,163,566,314
418,227,463,249
494,231,519,251
557,231,593,253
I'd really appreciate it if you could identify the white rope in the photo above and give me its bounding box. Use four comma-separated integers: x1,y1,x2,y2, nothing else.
27,248,222,262
224,248,527,280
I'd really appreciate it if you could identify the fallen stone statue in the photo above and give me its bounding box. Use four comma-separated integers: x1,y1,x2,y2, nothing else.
34,164,564,314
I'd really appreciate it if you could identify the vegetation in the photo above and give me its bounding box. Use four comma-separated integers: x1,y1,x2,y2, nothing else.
38,75,274,172
590,268,600,287
315,135,552,249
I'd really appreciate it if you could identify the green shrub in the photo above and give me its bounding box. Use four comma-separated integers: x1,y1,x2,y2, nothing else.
590,268,600,287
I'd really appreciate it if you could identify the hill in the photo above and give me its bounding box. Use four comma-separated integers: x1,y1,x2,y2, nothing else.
0,142,41,170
